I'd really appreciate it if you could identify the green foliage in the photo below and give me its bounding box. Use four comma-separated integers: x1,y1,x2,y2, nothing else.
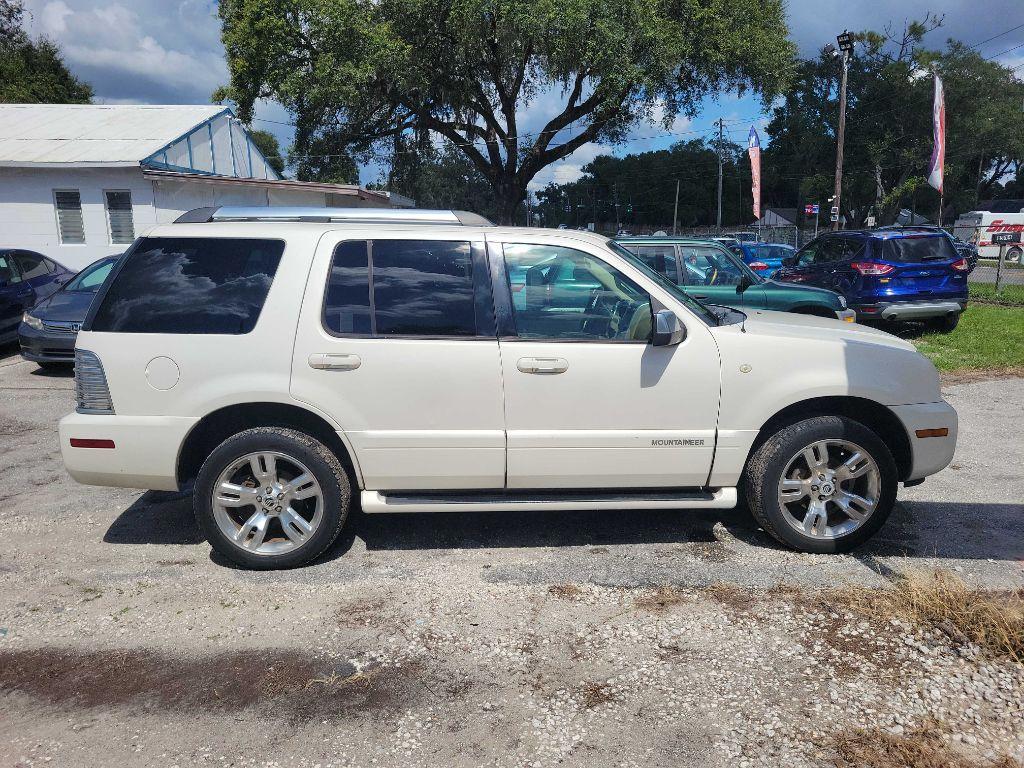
762,18,1024,225
0,0,92,104
247,129,286,176
385,138,499,219
291,134,359,184
218,0,794,222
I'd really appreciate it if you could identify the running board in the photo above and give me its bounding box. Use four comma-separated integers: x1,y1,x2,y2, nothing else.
360,488,737,513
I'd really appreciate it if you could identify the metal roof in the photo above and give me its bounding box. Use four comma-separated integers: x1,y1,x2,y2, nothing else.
0,104,227,165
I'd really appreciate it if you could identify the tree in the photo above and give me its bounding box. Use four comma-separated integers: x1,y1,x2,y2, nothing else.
0,0,92,104
384,137,499,219
762,18,1024,225
218,0,794,223
247,129,286,176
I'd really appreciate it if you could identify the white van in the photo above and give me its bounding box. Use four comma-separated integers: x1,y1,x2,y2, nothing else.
59,208,957,569
954,203,1024,263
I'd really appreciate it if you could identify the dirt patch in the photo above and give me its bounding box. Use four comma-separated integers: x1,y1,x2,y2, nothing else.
634,585,687,614
0,647,425,721
704,582,758,614
336,597,396,630
941,367,1024,386
832,719,1023,768
580,682,617,709
548,584,584,600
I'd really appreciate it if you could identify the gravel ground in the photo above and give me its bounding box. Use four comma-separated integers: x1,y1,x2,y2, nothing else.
0,344,1022,768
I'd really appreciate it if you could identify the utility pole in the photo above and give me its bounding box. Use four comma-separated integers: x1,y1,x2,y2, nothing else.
716,118,724,230
672,179,680,235
831,31,854,231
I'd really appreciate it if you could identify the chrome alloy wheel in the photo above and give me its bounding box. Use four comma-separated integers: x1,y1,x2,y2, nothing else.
776,439,880,540
212,451,324,556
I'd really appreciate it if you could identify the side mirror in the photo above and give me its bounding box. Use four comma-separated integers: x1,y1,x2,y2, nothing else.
736,273,753,295
652,309,686,347
781,255,797,267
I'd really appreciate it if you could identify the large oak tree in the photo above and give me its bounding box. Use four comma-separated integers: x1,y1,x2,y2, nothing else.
218,0,793,222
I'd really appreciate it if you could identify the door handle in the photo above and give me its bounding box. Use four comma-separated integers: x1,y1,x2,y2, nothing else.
308,353,361,371
692,294,709,300
517,357,568,374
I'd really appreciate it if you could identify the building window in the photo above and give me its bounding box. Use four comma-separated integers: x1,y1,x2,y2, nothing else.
53,189,85,244
104,190,135,245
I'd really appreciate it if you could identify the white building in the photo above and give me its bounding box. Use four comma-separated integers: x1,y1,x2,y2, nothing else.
0,104,410,269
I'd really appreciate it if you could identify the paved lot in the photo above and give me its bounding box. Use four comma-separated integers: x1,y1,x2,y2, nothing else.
0,344,1022,767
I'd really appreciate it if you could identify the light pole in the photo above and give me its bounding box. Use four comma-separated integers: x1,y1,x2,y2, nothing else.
829,31,854,231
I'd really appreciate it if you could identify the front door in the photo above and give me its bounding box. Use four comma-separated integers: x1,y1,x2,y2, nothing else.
290,232,506,491
492,234,721,489
0,253,33,341
677,244,764,310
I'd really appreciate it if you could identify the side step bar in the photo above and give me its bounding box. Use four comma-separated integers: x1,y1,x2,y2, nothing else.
360,488,737,514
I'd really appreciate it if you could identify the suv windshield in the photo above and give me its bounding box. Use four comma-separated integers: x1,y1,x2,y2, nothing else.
880,235,957,263
65,257,116,292
605,240,721,325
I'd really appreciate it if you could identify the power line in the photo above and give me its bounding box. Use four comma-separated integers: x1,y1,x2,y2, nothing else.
970,23,1024,51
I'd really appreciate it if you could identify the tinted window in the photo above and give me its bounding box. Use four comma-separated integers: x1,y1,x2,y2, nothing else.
635,245,679,283
372,240,476,336
881,236,957,262
324,241,372,334
0,254,22,285
66,258,116,292
15,253,49,280
504,243,652,341
90,237,283,334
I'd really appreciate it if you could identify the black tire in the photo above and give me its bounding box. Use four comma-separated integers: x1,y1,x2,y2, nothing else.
1006,246,1022,265
743,415,898,554
194,427,350,570
928,313,960,333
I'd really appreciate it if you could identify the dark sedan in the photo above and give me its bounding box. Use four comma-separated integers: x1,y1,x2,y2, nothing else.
1,249,74,345
19,256,118,367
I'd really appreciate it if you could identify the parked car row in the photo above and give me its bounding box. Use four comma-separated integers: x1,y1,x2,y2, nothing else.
0,249,73,345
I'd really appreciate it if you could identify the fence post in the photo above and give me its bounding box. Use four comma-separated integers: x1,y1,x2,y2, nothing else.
995,243,1005,295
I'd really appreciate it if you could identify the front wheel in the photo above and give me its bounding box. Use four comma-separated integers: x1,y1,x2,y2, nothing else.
194,427,350,569
1005,246,1022,265
744,416,898,553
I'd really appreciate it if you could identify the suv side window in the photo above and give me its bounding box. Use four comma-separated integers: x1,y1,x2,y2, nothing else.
90,237,284,334
678,245,743,286
503,243,652,341
633,245,679,283
323,239,485,337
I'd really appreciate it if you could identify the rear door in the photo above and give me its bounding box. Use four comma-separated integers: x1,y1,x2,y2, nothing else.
14,251,64,302
0,253,32,339
872,235,965,301
290,230,506,491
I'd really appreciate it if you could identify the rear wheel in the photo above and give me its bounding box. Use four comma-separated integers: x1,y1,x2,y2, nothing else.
928,312,960,333
1006,246,1022,265
744,416,898,553
194,427,350,569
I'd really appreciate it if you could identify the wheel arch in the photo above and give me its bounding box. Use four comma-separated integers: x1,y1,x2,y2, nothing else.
177,402,361,489
747,396,912,481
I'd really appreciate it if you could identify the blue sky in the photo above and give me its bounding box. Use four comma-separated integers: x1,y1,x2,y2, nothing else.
20,0,1024,189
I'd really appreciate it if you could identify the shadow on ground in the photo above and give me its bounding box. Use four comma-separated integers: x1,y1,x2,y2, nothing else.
104,490,1024,566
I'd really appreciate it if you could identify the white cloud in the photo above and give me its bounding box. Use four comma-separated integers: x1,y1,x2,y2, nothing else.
527,142,606,191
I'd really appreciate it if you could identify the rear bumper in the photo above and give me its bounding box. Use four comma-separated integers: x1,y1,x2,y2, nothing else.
889,401,958,481
855,300,965,322
18,324,77,363
58,412,199,491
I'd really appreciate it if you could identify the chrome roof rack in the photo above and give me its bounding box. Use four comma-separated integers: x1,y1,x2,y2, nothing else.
173,206,494,226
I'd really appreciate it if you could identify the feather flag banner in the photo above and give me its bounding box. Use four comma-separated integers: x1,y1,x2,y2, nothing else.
926,71,945,194
747,126,761,221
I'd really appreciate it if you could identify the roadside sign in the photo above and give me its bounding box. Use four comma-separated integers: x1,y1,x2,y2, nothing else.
830,213,839,222
866,216,876,227
804,204,819,215
992,231,1022,244
830,206,839,215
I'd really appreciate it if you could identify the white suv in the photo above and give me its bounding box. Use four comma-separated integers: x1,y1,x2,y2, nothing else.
59,208,957,569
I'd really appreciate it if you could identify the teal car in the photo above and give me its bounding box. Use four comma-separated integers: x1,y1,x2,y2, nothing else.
616,237,856,321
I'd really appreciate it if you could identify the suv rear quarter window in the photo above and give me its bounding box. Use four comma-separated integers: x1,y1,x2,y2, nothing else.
89,237,284,334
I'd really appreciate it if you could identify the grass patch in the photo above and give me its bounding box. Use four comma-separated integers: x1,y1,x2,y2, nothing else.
833,718,1022,768
914,304,1024,371
634,585,686,613
842,570,1024,663
969,282,1024,307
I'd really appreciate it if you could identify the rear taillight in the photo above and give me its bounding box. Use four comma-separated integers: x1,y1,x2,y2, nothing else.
850,261,895,276
951,258,969,272
748,261,769,271
75,349,115,414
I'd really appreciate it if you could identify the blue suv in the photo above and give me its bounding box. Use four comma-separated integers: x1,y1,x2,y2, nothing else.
775,230,970,332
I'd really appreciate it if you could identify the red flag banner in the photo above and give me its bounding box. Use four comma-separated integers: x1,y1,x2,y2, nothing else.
748,126,761,221
927,71,945,194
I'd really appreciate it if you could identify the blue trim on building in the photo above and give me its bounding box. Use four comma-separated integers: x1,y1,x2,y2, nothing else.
185,132,194,170
139,107,231,170
246,133,254,178
207,121,217,175
143,160,220,176
228,119,238,177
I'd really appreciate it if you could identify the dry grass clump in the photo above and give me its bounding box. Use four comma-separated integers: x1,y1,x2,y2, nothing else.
634,585,686,613
705,581,758,613
548,583,584,600
580,682,617,709
843,570,1024,663
833,719,1022,768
